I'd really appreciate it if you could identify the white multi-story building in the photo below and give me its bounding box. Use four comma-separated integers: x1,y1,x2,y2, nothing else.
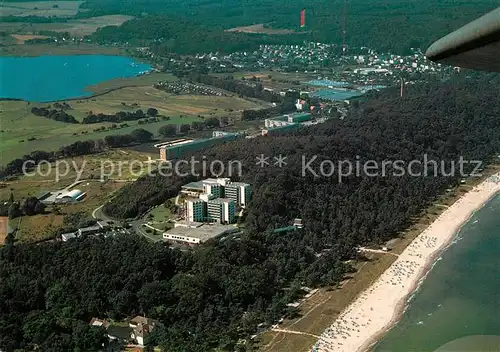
207,198,235,224
225,182,252,207
185,199,206,222
202,178,230,198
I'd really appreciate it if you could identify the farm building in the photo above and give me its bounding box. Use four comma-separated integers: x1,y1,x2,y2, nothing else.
55,189,86,203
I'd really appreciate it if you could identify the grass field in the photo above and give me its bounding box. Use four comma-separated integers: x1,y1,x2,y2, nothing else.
0,15,133,41
257,164,500,352
0,1,83,18
85,73,178,95
52,15,133,36
145,204,175,231
1,84,264,163
216,70,318,92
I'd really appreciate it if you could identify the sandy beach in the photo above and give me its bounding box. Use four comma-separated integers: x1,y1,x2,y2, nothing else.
312,174,500,352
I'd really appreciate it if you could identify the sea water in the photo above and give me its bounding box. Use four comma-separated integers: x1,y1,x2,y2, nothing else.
0,55,151,102
373,194,500,351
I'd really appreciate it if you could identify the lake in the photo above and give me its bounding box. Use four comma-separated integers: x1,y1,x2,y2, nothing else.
0,55,151,102
373,194,500,352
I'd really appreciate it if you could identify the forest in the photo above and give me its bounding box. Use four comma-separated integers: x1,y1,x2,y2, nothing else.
83,0,498,54
3,0,497,54
2,75,500,351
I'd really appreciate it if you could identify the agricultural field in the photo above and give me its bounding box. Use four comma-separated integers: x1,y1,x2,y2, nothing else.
53,15,134,36
1,83,265,163
226,23,298,35
0,1,83,18
0,15,133,41
10,34,50,43
217,70,319,91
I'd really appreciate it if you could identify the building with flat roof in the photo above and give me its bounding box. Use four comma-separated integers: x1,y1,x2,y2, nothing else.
286,112,312,123
180,178,251,224
202,178,230,198
37,191,52,201
225,182,251,207
173,220,204,228
207,198,235,224
163,224,239,244
61,232,78,242
185,199,206,222
265,116,294,128
262,123,300,136
159,134,242,161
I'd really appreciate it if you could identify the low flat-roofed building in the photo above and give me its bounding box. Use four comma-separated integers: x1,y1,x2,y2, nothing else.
97,221,111,229
293,218,304,229
37,191,52,201
61,232,78,242
173,220,204,228
78,225,102,237
90,318,110,329
181,181,205,196
163,224,238,244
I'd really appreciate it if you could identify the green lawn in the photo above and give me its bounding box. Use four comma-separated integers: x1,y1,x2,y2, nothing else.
147,205,173,222
1,84,264,164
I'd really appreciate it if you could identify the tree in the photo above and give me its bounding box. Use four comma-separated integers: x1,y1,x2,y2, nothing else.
8,192,14,203
205,117,220,128
130,129,153,143
179,124,190,134
158,125,176,137
34,201,46,215
22,197,44,216
147,108,158,117
8,202,22,219
191,121,205,131
52,204,61,215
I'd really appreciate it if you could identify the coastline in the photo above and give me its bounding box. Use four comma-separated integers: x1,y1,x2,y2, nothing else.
313,173,500,352
0,55,158,103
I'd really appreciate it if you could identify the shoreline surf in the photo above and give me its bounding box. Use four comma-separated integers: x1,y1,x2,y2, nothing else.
312,173,500,352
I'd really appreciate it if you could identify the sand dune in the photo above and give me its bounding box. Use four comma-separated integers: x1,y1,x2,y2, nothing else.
312,174,500,352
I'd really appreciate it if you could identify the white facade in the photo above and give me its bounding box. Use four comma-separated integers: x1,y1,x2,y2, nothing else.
265,118,293,128
163,232,200,243
225,182,251,207
186,199,205,222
